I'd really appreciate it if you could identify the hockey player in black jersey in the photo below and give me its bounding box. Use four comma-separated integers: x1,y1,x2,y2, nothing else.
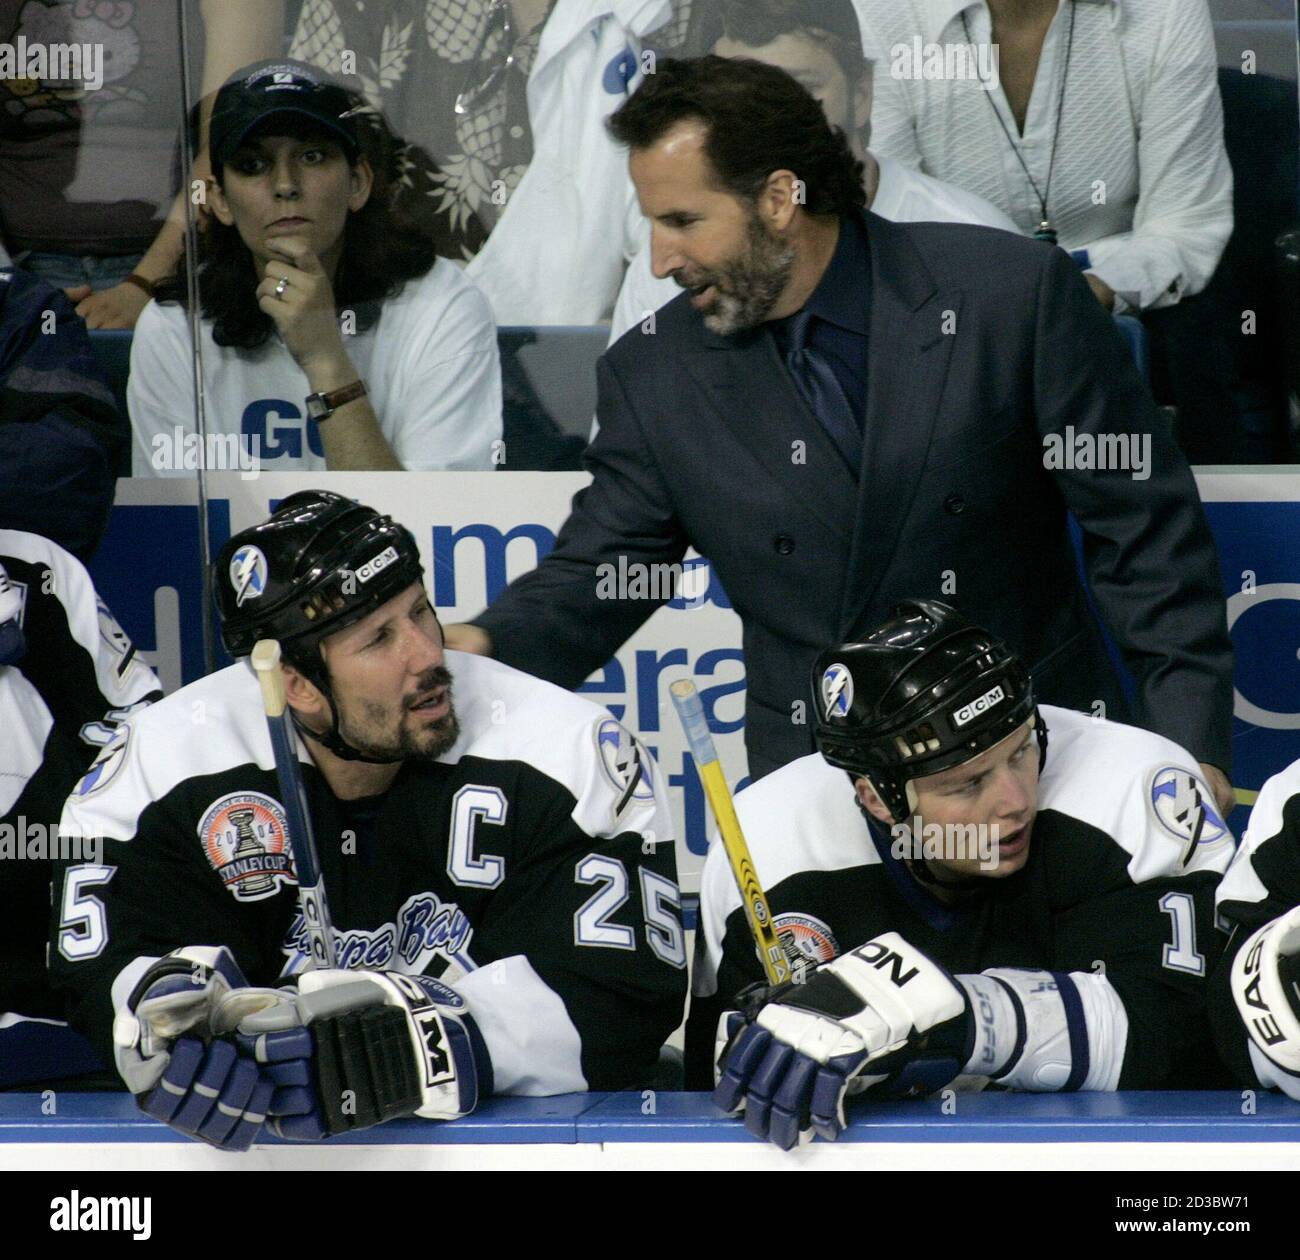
697,600,1234,1149
1,530,160,1028
1208,765,1300,1101
51,492,686,1150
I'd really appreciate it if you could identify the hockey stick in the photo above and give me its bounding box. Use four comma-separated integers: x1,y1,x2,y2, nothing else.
251,639,337,969
669,680,791,987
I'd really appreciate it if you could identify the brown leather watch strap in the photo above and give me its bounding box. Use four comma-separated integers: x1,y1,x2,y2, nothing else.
306,379,367,423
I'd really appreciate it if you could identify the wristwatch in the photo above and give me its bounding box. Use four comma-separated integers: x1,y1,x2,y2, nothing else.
305,379,367,423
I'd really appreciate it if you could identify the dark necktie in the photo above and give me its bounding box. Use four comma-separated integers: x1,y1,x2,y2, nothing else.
784,310,862,474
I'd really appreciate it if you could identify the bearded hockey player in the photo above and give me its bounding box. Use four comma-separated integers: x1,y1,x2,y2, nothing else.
1209,764,1300,1101
695,600,1234,1149
52,492,686,1150
1,530,160,1029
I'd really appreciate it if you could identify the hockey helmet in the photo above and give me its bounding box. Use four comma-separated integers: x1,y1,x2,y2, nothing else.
812,600,1043,822
215,490,424,677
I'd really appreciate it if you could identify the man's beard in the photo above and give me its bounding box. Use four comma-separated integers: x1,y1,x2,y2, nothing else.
681,212,796,336
336,664,460,763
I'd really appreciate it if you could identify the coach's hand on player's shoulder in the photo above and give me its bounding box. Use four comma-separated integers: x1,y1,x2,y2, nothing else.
443,623,493,657
230,969,490,1139
1199,763,1235,820
113,946,286,1152
257,237,349,375
713,933,972,1151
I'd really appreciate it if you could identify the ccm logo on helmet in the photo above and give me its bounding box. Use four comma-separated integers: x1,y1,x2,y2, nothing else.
355,546,399,586
951,684,1005,728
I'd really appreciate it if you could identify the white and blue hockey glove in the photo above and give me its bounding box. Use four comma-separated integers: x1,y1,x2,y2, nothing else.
714,933,973,1150
112,947,286,1152
1232,905,1300,1101
230,970,492,1139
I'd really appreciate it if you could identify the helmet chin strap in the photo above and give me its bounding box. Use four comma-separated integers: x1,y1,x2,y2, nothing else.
285,651,402,766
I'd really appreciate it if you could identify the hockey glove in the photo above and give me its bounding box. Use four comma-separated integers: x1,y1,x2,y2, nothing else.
228,970,491,1139
1231,905,1300,1101
714,933,972,1149
112,946,285,1151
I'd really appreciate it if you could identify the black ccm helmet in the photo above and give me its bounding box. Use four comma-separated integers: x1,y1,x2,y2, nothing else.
812,600,1045,823
214,491,424,760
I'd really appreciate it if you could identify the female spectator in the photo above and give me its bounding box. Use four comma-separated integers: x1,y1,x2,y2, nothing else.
128,60,502,475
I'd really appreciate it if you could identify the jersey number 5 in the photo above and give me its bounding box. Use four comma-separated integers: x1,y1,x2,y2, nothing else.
56,864,116,961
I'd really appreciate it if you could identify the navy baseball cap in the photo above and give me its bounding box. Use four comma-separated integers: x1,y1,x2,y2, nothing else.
210,60,362,174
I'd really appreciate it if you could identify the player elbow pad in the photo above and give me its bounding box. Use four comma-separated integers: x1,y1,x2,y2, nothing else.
1231,908,1300,1095
957,969,1127,1092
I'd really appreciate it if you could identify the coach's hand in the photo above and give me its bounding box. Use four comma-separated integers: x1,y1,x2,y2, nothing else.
257,238,349,377
714,933,972,1150
444,624,493,657
1199,763,1235,820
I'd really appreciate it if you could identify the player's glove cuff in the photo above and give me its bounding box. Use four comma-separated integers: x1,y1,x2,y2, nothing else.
1232,907,1300,1078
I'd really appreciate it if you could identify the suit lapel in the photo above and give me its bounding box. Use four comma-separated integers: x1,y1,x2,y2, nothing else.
685,326,857,540
838,213,960,637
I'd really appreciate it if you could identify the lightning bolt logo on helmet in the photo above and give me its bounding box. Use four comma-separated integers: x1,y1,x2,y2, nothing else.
230,545,268,608
821,663,853,718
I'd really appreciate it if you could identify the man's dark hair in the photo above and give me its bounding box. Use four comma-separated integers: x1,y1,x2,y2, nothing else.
156,103,437,349
717,0,868,89
607,56,865,218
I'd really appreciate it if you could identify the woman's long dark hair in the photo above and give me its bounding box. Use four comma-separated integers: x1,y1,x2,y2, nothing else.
157,104,438,349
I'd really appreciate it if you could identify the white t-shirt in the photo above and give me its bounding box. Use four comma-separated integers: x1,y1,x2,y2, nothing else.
607,151,1018,345
128,260,503,475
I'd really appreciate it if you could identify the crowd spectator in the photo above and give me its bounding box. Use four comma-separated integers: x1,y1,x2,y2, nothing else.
129,60,501,475
0,0,288,329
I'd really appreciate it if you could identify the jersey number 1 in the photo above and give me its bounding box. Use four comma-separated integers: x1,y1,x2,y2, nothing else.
1159,891,1206,976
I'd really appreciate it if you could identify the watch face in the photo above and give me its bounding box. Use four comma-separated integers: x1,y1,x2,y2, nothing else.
305,394,329,421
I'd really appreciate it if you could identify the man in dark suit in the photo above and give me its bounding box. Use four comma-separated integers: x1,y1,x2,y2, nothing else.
448,56,1234,813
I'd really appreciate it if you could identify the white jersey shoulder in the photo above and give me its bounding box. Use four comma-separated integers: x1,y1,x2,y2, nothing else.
1036,705,1232,881
699,751,865,981
1217,759,1300,913
60,662,274,844
444,651,670,843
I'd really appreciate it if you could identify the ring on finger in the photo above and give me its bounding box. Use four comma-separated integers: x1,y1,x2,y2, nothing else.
274,276,289,297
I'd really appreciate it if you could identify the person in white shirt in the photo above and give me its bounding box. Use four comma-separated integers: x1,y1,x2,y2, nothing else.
129,60,502,476
855,0,1233,317
608,0,1018,345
